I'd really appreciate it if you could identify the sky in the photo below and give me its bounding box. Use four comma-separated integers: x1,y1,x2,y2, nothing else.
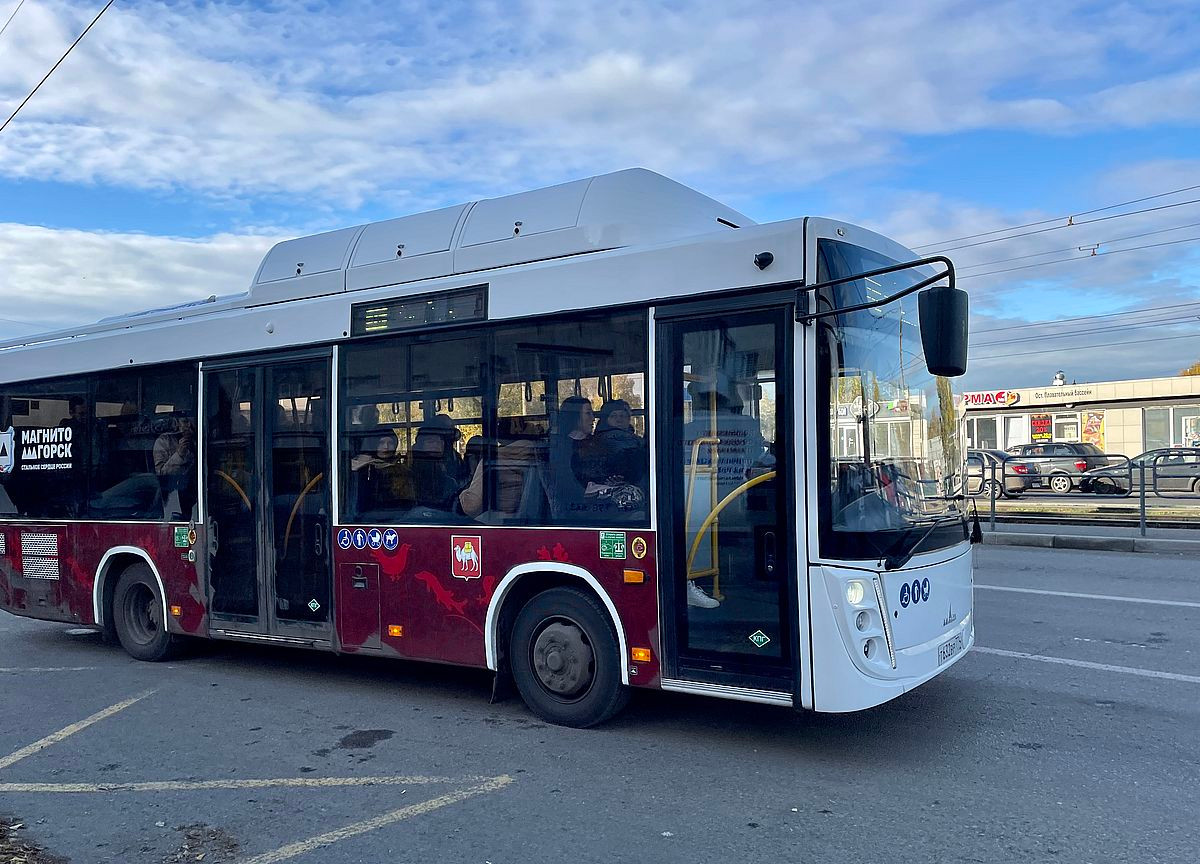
0,0,1198,391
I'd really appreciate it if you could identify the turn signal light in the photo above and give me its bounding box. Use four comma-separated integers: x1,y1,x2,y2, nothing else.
623,569,645,584
169,605,182,617
631,647,652,662
387,625,403,637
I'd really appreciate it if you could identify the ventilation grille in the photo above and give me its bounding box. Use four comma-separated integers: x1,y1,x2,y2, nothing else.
21,556,60,580
21,533,59,557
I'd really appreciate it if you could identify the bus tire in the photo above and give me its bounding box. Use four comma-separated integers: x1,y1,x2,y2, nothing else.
113,563,177,662
509,586,629,728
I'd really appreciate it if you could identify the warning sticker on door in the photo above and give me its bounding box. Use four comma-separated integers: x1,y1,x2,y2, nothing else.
451,535,482,580
748,630,772,649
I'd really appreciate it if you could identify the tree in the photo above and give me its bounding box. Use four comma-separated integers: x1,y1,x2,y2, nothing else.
1181,359,1200,376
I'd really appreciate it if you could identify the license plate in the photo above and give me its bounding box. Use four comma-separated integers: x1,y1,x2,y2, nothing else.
938,632,965,665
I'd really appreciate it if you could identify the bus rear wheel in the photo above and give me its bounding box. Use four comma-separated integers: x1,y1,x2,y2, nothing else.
509,587,629,728
113,563,177,662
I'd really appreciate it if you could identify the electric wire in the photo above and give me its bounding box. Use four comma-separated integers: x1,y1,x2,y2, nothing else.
0,0,115,136
911,183,1200,249
973,312,1200,348
975,299,1200,334
970,331,1200,362
935,199,1200,255
0,0,26,41
958,235,1200,280
956,220,1200,271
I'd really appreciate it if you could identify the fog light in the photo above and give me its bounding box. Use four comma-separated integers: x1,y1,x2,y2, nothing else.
863,639,876,659
846,581,865,605
855,610,870,631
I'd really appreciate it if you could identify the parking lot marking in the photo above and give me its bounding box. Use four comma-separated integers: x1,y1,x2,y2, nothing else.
0,689,155,771
0,666,98,673
0,775,476,794
974,646,1200,684
976,584,1200,609
239,775,513,864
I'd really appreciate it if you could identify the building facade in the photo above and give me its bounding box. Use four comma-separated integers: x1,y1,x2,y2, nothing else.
963,374,1200,457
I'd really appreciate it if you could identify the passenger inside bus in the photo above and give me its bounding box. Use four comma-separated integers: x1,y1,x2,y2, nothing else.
153,414,197,520
409,414,465,511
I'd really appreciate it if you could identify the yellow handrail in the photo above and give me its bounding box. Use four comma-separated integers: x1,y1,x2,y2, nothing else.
685,470,778,573
216,470,251,510
284,472,325,556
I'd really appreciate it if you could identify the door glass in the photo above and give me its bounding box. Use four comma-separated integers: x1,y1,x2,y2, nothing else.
676,316,786,664
206,369,259,619
268,361,330,623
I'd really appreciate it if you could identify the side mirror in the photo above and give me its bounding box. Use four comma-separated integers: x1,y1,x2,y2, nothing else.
918,284,969,377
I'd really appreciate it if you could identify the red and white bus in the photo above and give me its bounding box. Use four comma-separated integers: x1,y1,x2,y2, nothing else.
0,169,975,726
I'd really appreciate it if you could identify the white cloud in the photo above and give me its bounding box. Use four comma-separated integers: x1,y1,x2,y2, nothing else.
0,224,279,340
0,0,1197,206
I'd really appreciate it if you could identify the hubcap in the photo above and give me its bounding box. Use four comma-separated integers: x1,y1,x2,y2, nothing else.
532,620,594,698
124,583,158,645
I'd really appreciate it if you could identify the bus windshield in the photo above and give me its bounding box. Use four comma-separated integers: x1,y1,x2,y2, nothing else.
816,238,966,559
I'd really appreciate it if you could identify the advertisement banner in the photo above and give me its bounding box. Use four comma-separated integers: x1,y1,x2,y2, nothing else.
1031,413,1052,442
1082,411,1105,449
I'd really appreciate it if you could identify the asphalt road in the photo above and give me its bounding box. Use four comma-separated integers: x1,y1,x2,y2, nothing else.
2,545,1198,864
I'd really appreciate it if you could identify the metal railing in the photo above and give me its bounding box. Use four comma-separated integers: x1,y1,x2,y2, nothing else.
969,448,1200,536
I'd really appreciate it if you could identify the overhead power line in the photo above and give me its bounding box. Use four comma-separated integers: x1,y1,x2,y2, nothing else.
973,312,1200,348
0,0,26,41
975,299,1200,334
958,234,1200,280
956,220,1200,271
0,0,115,136
912,183,1200,250
938,198,1200,255
970,331,1200,362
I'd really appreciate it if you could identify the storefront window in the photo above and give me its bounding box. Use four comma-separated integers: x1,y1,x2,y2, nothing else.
1053,413,1080,442
1144,407,1171,451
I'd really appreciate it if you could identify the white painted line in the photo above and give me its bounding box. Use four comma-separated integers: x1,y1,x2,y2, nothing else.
976,584,1200,609
973,646,1200,684
0,690,155,771
0,775,474,794
0,666,98,673
239,775,514,864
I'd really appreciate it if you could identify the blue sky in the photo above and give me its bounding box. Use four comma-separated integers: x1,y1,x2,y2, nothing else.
0,0,1198,389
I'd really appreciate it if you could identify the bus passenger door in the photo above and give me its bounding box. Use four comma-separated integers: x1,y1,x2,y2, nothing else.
203,355,333,644
656,303,798,694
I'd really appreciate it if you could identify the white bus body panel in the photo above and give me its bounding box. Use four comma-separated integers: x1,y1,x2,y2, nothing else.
809,543,974,712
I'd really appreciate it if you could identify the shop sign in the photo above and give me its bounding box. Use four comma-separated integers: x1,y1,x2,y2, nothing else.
1031,413,1052,442
965,390,1020,407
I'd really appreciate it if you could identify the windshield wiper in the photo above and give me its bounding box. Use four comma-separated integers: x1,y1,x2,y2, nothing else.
883,513,965,571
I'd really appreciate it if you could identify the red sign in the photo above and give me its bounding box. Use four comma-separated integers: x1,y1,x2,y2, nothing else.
1030,413,1052,442
965,390,1020,407
451,535,482,580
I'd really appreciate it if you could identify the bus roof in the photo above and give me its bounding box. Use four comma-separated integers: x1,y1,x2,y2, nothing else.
1,169,817,382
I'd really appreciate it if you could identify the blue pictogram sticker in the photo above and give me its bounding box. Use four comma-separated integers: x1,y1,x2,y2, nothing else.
367,528,383,550
337,528,352,550
352,528,368,550
921,578,930,602
383,528,399,551
900,582,911,608
911,579,922,605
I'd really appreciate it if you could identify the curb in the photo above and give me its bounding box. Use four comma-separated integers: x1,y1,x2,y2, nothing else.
982,532,1200,555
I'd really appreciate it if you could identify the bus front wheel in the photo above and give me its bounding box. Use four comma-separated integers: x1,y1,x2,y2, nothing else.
509,587,629,728
113,563,178,662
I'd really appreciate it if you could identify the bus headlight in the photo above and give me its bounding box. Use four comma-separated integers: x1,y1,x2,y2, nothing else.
846,580,865,605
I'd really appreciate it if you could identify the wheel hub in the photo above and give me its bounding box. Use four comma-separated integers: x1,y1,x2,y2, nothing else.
532,621,594,697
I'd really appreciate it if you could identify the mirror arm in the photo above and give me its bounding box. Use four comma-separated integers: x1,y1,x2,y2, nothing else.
796,255,955,324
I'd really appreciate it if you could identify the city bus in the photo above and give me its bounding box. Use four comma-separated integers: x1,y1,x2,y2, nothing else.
0,169,975,727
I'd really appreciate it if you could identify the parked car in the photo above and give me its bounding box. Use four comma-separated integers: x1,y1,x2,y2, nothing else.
1079,448,1200,495
966,449,1041,499
1009,442,1109,494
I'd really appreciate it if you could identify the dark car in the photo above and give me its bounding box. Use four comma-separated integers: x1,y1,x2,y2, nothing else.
1010,442,1109,494
1079,448,1200,496
967,448,1041,499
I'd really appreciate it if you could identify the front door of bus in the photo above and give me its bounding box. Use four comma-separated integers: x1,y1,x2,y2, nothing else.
203,355,332,643
658,305,796,689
